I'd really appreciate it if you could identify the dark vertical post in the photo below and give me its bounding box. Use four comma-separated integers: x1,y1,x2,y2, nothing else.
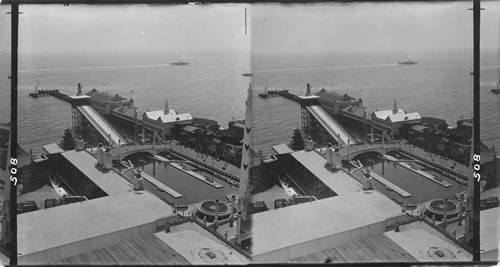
472,0,481,261
10,3,19,265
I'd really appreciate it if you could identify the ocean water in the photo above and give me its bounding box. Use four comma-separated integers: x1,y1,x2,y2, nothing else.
0,51,248,154
250,49,500,157
0,49,498,156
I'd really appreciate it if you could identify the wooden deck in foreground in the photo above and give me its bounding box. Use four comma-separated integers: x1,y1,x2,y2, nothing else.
288,234,417,263
53,235,191,265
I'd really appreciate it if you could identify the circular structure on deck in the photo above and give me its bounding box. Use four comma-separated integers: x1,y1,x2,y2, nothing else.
196,200,231,223
424,199,460,221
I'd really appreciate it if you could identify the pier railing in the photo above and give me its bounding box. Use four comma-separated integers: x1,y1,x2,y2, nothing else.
399,146,469,180
169,147,240,182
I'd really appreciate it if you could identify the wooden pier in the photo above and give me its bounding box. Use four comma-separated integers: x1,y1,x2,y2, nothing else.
140,172,183,199
169,162,223,189
385,155,452,188
369,172,412,198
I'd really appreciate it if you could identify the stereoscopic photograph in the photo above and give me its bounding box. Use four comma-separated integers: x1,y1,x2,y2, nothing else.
247,2,499,263
5,4,251,264
0,0,498,265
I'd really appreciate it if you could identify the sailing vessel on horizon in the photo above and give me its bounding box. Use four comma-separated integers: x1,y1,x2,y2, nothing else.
398,57,418,65
491,44,500,94
170,59,189,66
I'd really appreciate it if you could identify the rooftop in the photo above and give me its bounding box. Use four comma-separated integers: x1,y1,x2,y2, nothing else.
155,230,249,264
42,143,64,154
252,190,403,257
384,221,472,261
480,207,499,259
69,95,91,100
288,234,417,263
54,234,190,265
144,109,193,124
183,125,201,133
61,150,132,195
112,104,137,118
298,95,320,100
373,109,421,123
272,144,294,155
410,125,430,132
291,150,362,195
18,191,174,258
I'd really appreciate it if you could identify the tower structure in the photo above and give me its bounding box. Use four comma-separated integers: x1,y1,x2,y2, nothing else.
239,83,253,221
392,99,398,114
164,98,169,114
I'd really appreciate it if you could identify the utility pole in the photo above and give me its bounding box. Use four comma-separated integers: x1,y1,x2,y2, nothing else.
7,3,20,264
467,0,483,261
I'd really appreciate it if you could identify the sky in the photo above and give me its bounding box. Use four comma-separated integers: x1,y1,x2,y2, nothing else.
251,2,500,55
0,2,498,56
0,4,249,55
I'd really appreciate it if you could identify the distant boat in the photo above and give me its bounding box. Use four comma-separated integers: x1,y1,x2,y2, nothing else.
29,82,40,98
492,76,500,94
170,59,189,66
398,57,418,65
49,174,69,197
492,81,500,94
242,72,253,77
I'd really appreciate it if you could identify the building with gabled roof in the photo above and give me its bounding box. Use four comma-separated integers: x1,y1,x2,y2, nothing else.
142,99,193,137
371,100,421,135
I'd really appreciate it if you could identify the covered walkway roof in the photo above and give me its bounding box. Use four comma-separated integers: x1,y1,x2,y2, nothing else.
291,150,362,195
61,150,132,195
252,190,403,258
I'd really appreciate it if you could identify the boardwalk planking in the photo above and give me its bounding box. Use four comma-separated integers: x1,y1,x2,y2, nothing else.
53,235,191,265
288,234,417,263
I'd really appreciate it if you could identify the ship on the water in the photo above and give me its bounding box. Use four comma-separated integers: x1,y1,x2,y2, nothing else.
170,59,189,66
29,82,40,98
242,72,253,77
398,57,418,65
492,82,500,94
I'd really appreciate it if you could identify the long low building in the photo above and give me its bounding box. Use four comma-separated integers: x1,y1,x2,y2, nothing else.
290,149,363,196
251,190,405,262
18,191,174,264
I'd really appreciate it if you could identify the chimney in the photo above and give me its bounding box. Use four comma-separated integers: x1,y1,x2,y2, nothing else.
363,170,373,190
104,147,112,169
305,137,314,151
333,147,341,169
306,83,311,96
134,170,144,191
77,83,82,96
97,143,104,166
326,143,334,166
76,136,85,151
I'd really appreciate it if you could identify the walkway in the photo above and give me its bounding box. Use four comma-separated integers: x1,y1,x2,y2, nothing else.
306,105,357,146
399,143,469,178
110,142,240,183
77,105,128,146
140,171,183,199
169,162,223,189
369,172,411,198
385,155,452,188
169,142,240,181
